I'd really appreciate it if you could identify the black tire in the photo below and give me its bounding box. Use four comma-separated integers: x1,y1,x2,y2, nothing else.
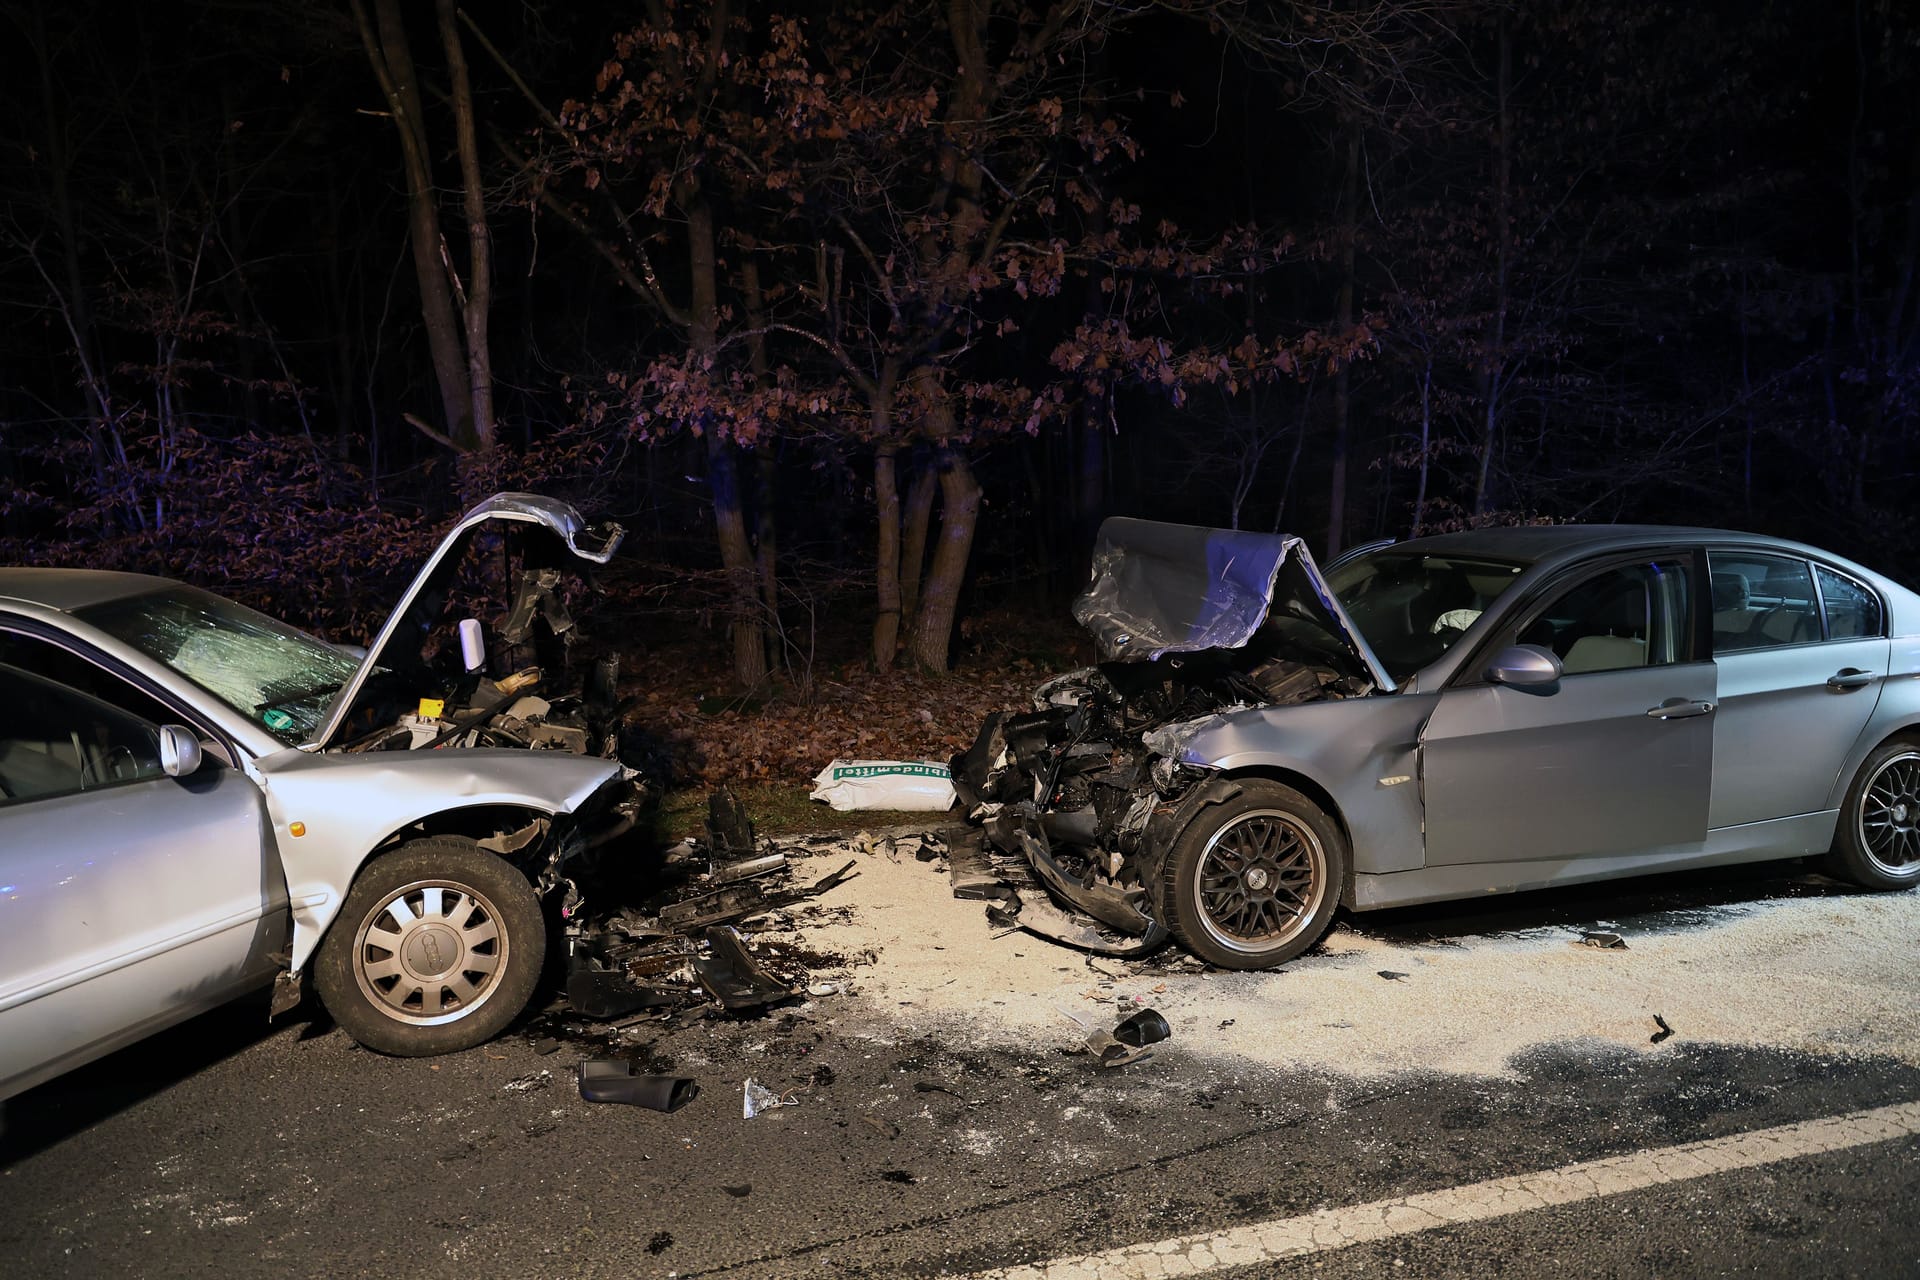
1825,739,1920,891
314,837,546,1057
1160,779,1347,970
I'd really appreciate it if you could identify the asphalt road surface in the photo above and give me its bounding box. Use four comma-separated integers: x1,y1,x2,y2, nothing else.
4,854,1917,1279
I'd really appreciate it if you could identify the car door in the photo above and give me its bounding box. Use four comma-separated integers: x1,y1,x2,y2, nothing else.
0,657,283,1100
1705,552,1890,828
1420,551,1715,866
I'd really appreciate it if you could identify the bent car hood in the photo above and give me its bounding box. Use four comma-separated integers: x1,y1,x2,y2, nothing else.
1072,517,1395,691
308,492,625,751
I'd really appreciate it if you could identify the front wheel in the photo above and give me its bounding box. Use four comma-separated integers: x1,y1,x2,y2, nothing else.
314,837,546,1056
1160,780,1346,969
1826,741,1920,891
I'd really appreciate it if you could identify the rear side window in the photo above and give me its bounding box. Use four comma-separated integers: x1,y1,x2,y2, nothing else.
1708,552,1822,651
1816,566,1883,639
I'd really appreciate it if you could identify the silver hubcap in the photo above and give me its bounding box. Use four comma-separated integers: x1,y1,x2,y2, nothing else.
1859,752,1920,874
351,880,508,1026
1193,809,1327,955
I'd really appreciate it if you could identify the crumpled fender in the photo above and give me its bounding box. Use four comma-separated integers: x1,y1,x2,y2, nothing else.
253,747,622,971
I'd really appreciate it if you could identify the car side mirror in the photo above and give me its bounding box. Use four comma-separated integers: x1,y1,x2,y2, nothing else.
158,724,203,777
1484,644,1563,689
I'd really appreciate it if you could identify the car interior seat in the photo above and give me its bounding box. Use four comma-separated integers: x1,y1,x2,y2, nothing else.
1561,583,1650,674
1755,565,1821,644
1710,570,1755,646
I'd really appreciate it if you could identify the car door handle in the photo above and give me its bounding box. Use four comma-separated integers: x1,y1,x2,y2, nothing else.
1646,697,1715,719
1827,668,1875,691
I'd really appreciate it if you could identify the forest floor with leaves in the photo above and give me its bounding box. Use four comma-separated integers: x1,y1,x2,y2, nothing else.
612,600,1090,818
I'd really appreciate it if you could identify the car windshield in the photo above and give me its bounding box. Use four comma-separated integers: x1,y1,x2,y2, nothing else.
76,586,364,747
1327,551,1526,682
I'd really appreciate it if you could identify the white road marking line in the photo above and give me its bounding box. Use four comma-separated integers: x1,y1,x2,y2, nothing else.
966,1100,1920,1280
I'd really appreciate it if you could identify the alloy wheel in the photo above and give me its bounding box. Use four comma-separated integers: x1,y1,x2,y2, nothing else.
1192,808,1328,956
1858,750,1920,874
350,879,509,1026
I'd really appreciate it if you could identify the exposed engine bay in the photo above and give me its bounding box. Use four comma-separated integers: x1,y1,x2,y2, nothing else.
945,517,1388,957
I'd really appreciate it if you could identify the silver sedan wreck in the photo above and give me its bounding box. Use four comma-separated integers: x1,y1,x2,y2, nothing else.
0,494,648,1099
949,518,1920,969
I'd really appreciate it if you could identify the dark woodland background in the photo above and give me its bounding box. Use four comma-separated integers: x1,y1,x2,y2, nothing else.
4,0,1916,695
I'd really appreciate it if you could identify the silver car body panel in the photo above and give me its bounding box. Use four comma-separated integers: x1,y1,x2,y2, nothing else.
252,746,621,970
0,766,288,1100
1349,811,1840,910
1709,638,1888,827
308,491,625,751
1154,695,1436,877
1421,662,1716,866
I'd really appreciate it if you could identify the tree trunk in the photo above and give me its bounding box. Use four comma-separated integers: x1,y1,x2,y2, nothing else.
437,0,494,459
352,0,473,445
907,443,982,673
685,194,766,692
900,455,936,622
872,439,904,671
741,252,781,670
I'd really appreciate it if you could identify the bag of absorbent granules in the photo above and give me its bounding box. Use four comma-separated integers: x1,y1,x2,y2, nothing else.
808,760,957,811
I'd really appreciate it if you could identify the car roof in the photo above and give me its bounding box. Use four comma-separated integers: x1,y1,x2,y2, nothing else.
1382,523,1865,570
0,567,180,613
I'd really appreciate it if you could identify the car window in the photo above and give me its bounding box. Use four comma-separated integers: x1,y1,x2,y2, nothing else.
1519,558,1693,674
1328,552,1526,682
1816,566,1883,640
0,664,168,806
0,628,182,727
1708,552,1822,652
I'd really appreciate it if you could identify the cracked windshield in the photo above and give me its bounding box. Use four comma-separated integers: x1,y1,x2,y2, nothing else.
78,586,363,745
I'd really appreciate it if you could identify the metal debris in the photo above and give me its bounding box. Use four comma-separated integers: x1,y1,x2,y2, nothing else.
744,1078,799,1118
1579,930,1628,949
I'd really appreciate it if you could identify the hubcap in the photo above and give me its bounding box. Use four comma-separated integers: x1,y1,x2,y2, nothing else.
1193,809,1327,956
351,880,508,1026
1859,752,1920,874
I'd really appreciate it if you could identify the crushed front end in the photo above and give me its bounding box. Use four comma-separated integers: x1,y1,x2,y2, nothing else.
946,517,1389,957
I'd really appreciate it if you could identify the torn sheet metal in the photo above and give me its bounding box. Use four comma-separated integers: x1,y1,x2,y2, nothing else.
1071,516,1394,690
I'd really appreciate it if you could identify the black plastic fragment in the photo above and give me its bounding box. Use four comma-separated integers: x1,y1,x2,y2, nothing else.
692,927,796,1011
1377,970,1409,981
578,1058,701,1111
1650,1014,1675,1044
1579,930,1628,950
1112,1007,1172,1049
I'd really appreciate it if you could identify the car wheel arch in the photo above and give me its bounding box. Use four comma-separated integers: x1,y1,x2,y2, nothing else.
1143,765,1355,914
286,801,563,975
1827,722,1920,812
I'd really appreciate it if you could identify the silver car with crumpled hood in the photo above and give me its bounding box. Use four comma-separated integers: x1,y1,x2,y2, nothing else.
1,493,641,1100
950,519,1920,968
